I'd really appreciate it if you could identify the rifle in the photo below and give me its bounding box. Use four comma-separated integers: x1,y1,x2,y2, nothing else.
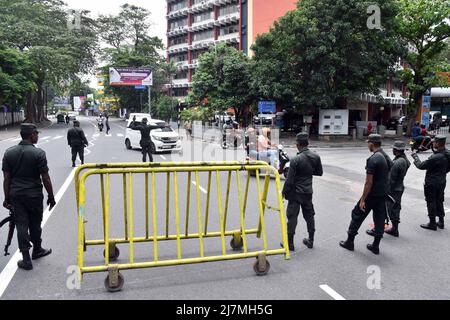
0,209,15,256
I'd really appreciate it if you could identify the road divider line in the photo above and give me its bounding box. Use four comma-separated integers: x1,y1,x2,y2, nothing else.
0,168,77,298
160,155,167,160
319,285,346,300
192,181,208,194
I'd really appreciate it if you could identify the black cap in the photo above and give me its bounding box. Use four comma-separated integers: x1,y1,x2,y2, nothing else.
367,134,382,143
393,141,406,151
432,135,446,143
20,123,39,135
296,132,309,143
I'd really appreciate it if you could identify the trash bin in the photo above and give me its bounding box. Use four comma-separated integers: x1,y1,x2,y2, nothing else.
357,126,365,139
378,125,386,138
396,124,403,137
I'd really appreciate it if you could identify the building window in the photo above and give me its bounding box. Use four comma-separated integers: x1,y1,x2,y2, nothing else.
170,53,188,63
219,4,239,16
174,71,188,79
191,49,208,60
220,24,239,36
193,29,214,42
169,35,188,47
170,17,188,30
192,10,214,23
173,88,188,97
170,0,187,12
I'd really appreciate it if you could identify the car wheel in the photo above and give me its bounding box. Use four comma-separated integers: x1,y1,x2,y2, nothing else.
125,139,132,150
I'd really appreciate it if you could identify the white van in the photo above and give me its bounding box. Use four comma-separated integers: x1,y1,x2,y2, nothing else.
124,113,182,153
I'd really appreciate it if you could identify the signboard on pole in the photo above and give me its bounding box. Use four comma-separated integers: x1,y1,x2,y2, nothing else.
421,95,431,127
258,101,276,113
109,68,153,86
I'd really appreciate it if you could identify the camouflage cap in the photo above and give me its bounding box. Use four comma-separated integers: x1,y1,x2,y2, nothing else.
296,132,309,143
393,140,406,151
20,123,39,134
432,135,446,143
367,134,382,144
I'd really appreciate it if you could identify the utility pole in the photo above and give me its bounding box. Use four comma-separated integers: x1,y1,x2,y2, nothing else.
148,85,152,118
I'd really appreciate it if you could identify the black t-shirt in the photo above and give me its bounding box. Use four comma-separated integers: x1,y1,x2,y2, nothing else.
366,150,389,197
2,141,49,197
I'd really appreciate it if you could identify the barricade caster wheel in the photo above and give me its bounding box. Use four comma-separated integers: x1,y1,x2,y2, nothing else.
103,247,120,262
253,254,270,276
230,237,243,251
105,273,124,292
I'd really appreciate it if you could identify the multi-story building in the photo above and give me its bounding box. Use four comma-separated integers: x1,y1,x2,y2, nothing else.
166,0,297,101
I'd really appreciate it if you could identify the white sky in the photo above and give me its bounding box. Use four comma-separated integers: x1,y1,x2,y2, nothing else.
64,0,168,86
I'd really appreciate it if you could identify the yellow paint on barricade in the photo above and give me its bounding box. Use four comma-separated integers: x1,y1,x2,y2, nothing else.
75,161,290,292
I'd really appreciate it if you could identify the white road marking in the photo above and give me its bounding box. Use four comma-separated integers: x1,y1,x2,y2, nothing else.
40,136,51,140
117,133,124,137
192,181,208,194
93,134,99,138
319,285,346,300
160,155,167,160
0,168,77,298
52,136,64,140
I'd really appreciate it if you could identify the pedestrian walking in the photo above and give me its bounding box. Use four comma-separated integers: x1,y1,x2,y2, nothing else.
105,114,111,135
184,121,192,140
411,135,450,230
2,123,56,270
281,133,323,251
67,120,89,167
367,141,410,237
130,116,156,163
65,114,70,125
339,134,391,255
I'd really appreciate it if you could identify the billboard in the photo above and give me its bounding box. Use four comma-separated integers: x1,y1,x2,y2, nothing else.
73,96,86,112
109,67,153,86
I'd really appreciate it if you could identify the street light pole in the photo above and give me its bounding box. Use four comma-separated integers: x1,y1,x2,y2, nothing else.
148,85,152,117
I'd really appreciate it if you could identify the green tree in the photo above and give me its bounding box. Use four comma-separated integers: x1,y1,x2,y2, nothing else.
252,0,406,111
0,46,36,108
189,43,254,121
99,4,165,115
396,0,450,121
0,0,98,123
155,95,178,122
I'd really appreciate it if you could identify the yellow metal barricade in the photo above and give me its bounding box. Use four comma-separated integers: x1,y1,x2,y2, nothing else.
75,161,290,292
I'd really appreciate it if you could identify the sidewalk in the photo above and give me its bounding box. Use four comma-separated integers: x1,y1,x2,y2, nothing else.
0,120,53,142
279,132,411,149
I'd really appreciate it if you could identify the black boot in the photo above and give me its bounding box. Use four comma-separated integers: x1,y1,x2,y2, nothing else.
72,162,76,168
17,250,33,271
32,245,52,260
437,217,445,230
339,234,355,251
366,229,376,237
303,232,314,249
367,237,381,255
281,233,295,251
421,217,437,231
386,222,399,237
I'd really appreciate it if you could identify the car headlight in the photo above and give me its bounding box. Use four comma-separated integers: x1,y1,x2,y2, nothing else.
152,136,163,141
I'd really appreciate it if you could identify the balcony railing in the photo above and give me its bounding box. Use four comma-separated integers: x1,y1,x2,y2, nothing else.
217,32,240,43
167,43,189,54
192,38,216,49
215,11,240,26
167,25,189,37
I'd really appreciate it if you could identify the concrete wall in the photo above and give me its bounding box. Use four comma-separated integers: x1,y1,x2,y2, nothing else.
0,112,24,127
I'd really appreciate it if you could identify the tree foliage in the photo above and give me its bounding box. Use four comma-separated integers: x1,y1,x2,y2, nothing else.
251,0,406,111
0,0,98,123
396,0,450,118
189,43,254,120
99,4,165,115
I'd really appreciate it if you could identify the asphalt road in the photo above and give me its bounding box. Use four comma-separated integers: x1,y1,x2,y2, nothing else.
0,117,449,300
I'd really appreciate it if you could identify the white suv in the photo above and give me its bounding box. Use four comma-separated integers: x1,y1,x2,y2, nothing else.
125,113,182,154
